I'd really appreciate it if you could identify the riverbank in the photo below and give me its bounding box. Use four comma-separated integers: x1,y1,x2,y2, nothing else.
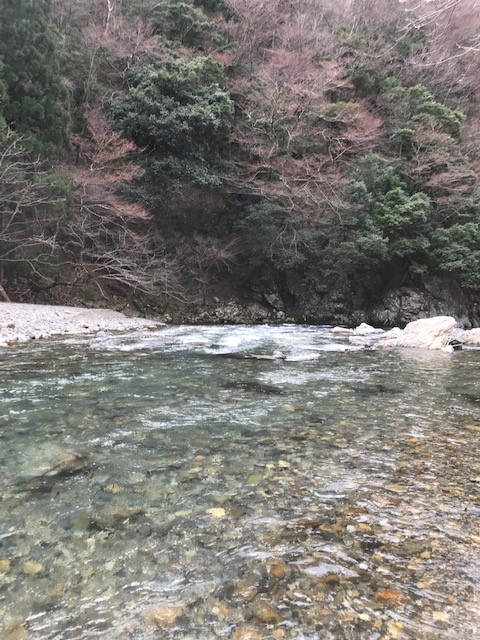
0,302,163,346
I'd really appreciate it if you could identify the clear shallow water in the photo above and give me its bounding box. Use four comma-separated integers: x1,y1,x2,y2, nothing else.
0,324,479,640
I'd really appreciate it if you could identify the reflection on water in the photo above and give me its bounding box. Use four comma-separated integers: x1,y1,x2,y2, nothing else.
0,324,479,639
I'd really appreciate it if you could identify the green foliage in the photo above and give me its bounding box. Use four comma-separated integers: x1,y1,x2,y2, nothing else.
111,56,233,229
335,27,394,96
152,2,212,47
330,152,480,289
330,155,432,278
111,56,233,154
390,126,414,153
350,66,379,95
0,0,70,156
430,223,480,288
330,232,389,275
393,30,426,58
307,102,358,127
408,85,465,139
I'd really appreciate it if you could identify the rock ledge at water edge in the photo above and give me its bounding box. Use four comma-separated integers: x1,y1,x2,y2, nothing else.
334,316,480,350
0,302,163,346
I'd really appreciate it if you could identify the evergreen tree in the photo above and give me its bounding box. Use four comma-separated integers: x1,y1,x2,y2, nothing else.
110,56,234,230
0,0,69,155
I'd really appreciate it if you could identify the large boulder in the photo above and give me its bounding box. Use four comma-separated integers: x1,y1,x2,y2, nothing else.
457,328,480,346
395,316,456,350
353,322,384,336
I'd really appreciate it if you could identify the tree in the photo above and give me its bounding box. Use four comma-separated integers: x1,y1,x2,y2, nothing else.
0,127,69,297
152,1,212,48
67,104,182,298
329,155,431,284
110,56,234,229
0,0,70,156
111,56,233,157
430,220,480,287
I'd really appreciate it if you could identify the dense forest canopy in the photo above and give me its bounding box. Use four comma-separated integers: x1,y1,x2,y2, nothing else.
0,0,479,322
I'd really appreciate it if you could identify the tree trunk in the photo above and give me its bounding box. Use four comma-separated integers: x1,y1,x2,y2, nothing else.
0,284,11,302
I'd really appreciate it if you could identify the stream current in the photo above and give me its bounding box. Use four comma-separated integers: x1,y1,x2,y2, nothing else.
0,324,479,639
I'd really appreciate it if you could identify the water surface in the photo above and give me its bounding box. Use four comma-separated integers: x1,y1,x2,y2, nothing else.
0,324,479,639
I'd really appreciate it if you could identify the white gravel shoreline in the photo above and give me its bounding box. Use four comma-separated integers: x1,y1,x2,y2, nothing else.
0,303,163,346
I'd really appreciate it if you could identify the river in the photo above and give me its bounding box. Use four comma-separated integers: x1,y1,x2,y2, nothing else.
0,324,479,639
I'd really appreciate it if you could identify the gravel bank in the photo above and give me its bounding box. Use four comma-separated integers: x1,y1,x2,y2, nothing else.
0,303,163,346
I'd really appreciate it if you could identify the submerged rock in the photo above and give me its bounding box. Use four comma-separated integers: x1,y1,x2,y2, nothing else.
223,381,286,395
232,627,264,640
3,620,30,640
16,451,91,493
375,587,409,607
143,606,183,629
300,563,359,584
332,326,354,336
22,562,43,576
454,391,480,404
260,350,286,360
351,383,402,396
73,506,146,532
250,601,282,624
215,351,286,361
0,557,11,573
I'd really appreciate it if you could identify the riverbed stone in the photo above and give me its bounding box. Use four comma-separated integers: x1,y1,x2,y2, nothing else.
3,620,30,640
104,484,123,494
23,562,43,576
233,580,258,603
250,601,282,624
0,303,163,345
375,587,408,606
301,563,359,584
269,561,291,580
232,627,264,640
144,606,182,628
114,506,144,521
0,557,11,572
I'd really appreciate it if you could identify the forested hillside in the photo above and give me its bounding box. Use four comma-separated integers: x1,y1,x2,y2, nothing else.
1,0,480,324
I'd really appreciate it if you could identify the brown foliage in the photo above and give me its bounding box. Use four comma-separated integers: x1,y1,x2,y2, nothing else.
402,1,480,109
64,198,183,299
222,0,348,69
68,105,183,299
83,15,160,65
229,46,382,215
72,105,145,190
